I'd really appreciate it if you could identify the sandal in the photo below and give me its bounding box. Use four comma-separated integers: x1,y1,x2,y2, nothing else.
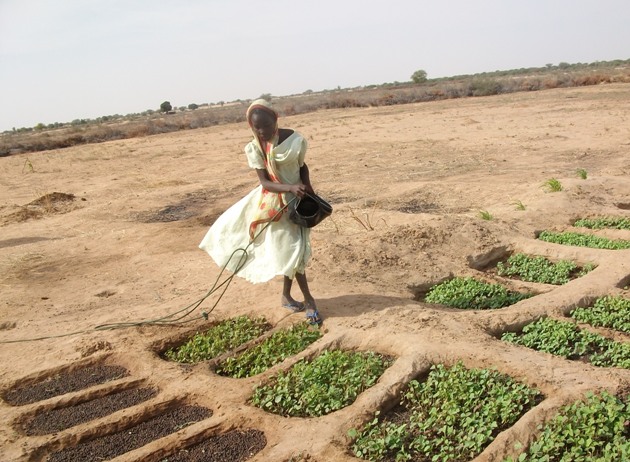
306,307,323,326
282,301,305,313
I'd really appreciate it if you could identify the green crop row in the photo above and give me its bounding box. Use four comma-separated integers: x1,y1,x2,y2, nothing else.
505,392,629,462
497,253,594,285
350,362,541,461
502,318,630,368
425,277,532,309
537,231,630,250
571,295,630,334
251,350,391,417
163,316,269,363
574,216,630,230
216,322,322,378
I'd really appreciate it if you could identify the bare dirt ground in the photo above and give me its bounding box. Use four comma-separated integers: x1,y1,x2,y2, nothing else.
1,84,629,462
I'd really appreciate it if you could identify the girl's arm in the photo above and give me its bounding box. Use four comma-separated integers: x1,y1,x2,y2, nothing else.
300,163,315,195
255,169,307,197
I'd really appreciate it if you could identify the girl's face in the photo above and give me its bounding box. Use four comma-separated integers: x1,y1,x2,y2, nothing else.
250,111,276,142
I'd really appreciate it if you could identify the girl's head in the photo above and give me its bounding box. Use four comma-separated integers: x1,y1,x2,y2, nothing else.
247,99,278,142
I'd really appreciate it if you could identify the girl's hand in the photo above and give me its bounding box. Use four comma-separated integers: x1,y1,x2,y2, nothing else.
289,184,307,197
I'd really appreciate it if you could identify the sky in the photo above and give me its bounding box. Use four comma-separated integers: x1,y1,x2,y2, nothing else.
1,0,629,131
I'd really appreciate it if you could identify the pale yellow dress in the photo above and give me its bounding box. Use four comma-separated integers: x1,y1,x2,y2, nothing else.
199,132,311,283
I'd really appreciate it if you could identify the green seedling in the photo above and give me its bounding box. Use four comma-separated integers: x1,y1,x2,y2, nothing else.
576,168,588,179
479,210,493,220
543,178,563,192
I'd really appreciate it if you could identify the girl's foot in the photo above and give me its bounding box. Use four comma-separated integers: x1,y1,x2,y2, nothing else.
304,300,322,326
281,296,305,313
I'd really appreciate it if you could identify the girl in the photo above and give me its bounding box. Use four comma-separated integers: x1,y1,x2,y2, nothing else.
199,99,322,325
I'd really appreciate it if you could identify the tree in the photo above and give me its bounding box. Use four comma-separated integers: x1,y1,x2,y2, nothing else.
188,103,199,110
411,69,428,84
259,93,272,102
160,101,172,112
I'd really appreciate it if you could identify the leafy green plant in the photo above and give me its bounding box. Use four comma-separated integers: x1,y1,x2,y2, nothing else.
350,362,541,462
543,178,563,192
216,322,322,378
479,210,493,220
502,317,630,368
576,168,588,179
571,295,630,333
425,277,532,309
505,392,629,462
573,216,630,230
251,350,391,417
496,253,594,285
163,316,269,363
537,230,630,249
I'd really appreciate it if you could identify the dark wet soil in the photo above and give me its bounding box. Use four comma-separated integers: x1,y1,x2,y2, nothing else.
2,364,129,406
160,429,266,462
23,387,157,435
46,405,212,462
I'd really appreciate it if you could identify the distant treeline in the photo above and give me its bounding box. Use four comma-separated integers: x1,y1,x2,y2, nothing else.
1,59,629,157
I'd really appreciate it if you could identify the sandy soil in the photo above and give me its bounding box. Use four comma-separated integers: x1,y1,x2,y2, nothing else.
1,83,629,462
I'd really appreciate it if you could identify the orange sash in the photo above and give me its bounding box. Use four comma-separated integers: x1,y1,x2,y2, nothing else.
248,138,286,241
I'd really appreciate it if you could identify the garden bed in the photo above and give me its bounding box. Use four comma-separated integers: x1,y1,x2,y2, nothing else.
158,429,266,462
251,350,392,417
215,322,322,378
22,387,157,435
349,362,541,461
570,295,630,333
502,318,630,368
2,364,129,406
163,316,270,363
496,253,595,285
537,230,630,249
424,277,532,309
46,405,212,462
505,392,629,461
573,216,630,230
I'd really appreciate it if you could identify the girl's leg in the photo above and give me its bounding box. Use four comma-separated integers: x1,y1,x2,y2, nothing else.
281,276,302,309
296,272,321,324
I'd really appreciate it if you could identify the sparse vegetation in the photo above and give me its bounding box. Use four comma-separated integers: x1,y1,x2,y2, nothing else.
3,59,629,157
576,168,588,179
